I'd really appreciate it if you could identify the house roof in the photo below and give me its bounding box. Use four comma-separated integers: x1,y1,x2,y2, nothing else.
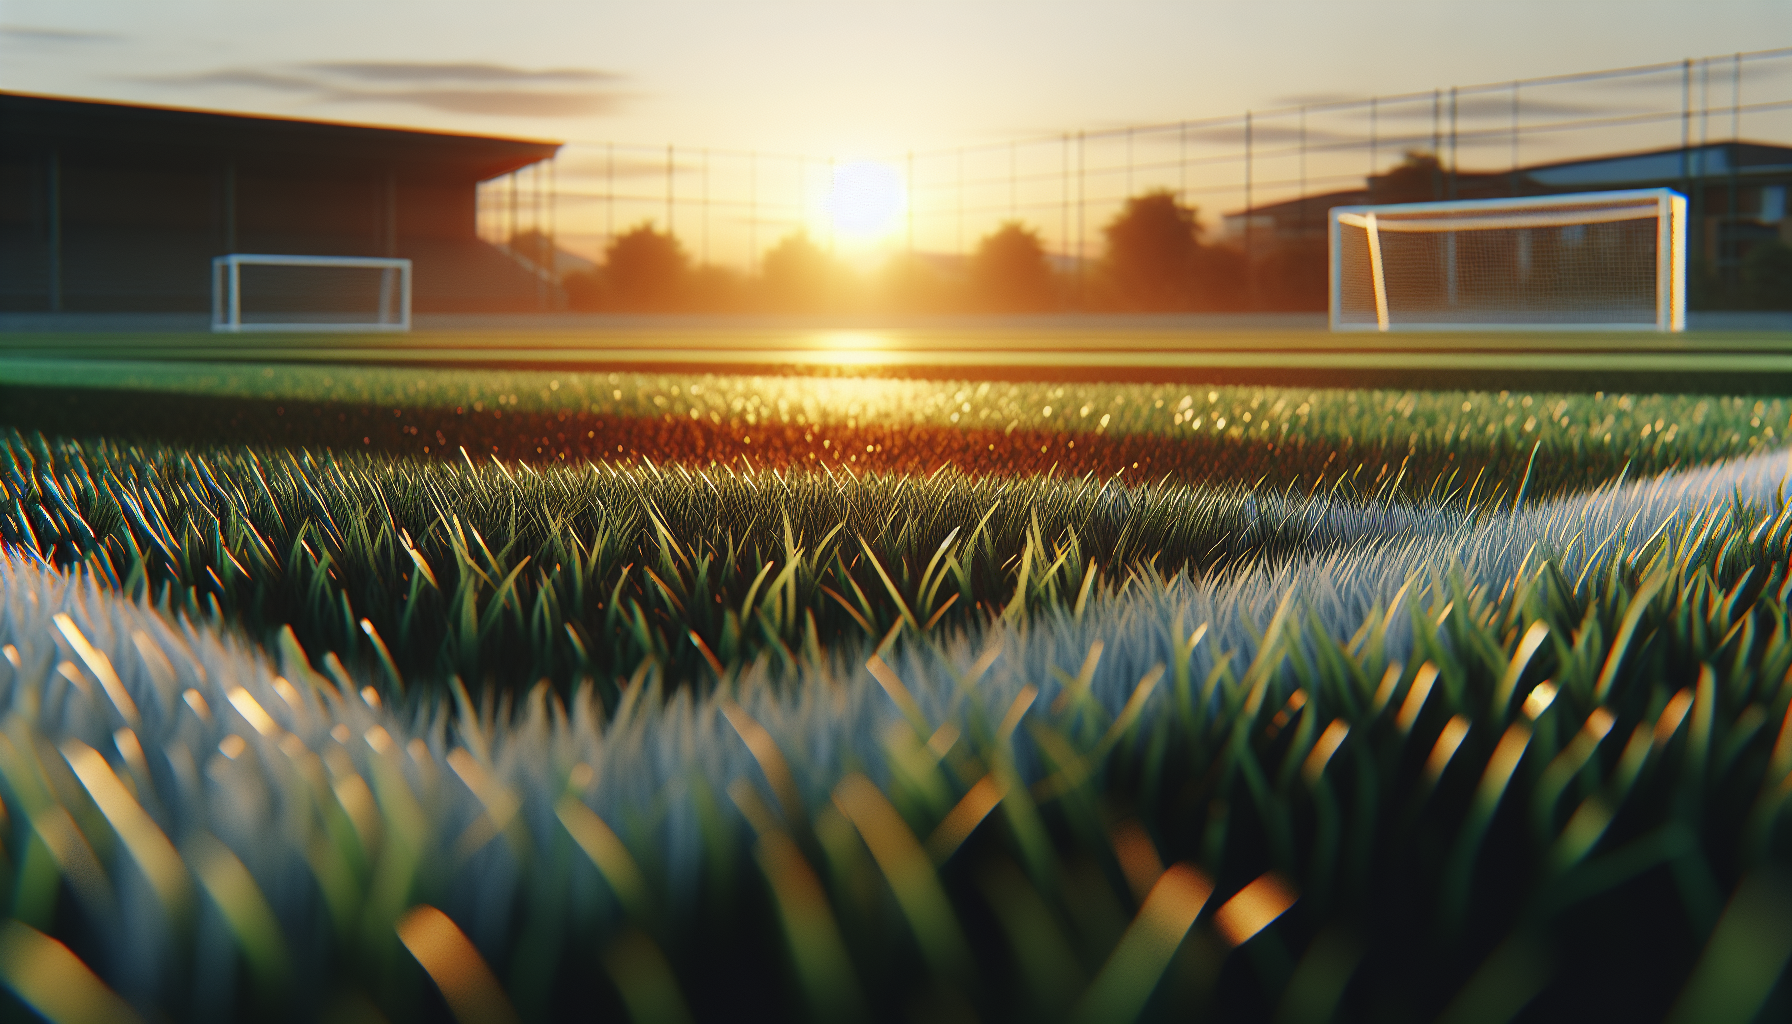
0,91,560,181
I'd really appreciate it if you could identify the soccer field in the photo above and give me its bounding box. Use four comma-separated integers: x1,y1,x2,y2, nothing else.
2,323,1790,392
2,328,1792,1022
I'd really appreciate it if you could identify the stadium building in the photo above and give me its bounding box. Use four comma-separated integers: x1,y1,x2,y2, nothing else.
0,92,563,315
1225,141,1792,306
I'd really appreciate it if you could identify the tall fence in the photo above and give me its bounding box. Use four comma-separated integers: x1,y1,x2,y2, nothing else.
478,47,1792,279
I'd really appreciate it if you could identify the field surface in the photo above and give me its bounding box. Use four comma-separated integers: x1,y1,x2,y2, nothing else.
0,326,1790,1023
4,322,1791,391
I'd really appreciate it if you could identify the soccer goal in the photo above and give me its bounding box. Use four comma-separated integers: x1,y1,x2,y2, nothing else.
211,254,412,333
1329,188,1686,332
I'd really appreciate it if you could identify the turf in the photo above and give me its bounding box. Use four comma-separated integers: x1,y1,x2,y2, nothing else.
1,445,1791,1021
2,354,1792,1021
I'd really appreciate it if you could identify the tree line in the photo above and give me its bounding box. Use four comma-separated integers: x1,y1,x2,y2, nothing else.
551,189,1328,314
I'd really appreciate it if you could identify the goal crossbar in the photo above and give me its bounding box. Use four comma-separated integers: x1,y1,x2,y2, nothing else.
1329,188,1686,333
211,254,412,333
1336,205,1656,234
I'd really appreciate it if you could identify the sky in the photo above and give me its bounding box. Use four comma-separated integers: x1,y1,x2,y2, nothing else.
4,1,1788,263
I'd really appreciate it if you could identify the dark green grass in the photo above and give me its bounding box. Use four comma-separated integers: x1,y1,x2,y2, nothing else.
0,429,1353,696
3,476,1792,1022
0,362,1783,696
1,357,1784,464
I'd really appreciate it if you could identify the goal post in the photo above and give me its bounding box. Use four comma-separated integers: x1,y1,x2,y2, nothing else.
211,254,412,333
1328,188,1687,333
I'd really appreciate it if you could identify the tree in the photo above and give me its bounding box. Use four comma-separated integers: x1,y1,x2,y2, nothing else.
685,264,748,313
1252,242,1328,312
969,221,1058,312
758,231,852,313
1102,190,1200,311
877,252,959,314
604,222,688,312
1372,151,1447,203
561,268,608,311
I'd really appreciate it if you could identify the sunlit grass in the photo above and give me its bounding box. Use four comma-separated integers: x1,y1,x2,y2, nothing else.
2,358,1792,1018
2,442,1791,1019
2,359,1784,470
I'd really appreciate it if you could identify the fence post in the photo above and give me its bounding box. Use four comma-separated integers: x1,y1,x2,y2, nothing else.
1076,131,1085,310
1179,121,1187,199
1509,81,1520,197
957,148,965,256
1729,54,1741,273
534,163,546,310
1448,88,1459,201
1244,111,1254,310
1298,108,1307,238
907,151,915,255
665,144,674,234
1126,127,1134,199
1368,97,1378,202
1432,90,1442,199
1061,135,1070,269
1681,58,1693,180
1731,52,1742,140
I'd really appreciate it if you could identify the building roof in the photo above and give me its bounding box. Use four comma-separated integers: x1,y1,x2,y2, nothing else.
0,91,560,181
1227,141,1792,224
1523,141,1792,188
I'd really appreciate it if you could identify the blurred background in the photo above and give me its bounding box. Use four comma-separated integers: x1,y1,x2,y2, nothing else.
2,2,1788,317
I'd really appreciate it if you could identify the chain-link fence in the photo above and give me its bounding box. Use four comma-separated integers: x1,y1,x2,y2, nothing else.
479,47,1792,305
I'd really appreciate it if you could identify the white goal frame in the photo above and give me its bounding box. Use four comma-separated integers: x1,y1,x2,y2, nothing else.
211,254,412,333
1328,188,1687,333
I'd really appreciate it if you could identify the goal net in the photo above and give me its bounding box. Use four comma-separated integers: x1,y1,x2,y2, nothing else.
212,254,411,332
1329,188,1686,332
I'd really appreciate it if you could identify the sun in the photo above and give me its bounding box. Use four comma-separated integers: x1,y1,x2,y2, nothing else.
824,161,906,241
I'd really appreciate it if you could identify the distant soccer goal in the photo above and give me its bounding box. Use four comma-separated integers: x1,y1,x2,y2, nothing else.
1329,189,1686,332
211,254,411,333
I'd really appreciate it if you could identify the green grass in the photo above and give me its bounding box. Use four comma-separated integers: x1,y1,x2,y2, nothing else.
1,429,1358,695
2,363,1792,1019
1,450,1791,1020
1,357,1784,466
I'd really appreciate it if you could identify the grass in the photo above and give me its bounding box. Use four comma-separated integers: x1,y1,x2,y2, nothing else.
2,362,1792,1020
1,444,1791,1020
2,358,1786,463
0,429,1357,695
2,412,1781,697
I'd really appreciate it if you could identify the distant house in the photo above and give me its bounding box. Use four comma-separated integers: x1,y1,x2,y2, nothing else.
0,92,565,314
1224,141,1792,292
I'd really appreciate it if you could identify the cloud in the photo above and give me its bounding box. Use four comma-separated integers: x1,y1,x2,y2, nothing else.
129,60,628,119
304,62,621,85
348,88,619,118
1331,94,1628,121
150,69,322,92
0,24,124,44
1179,123,1362,147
